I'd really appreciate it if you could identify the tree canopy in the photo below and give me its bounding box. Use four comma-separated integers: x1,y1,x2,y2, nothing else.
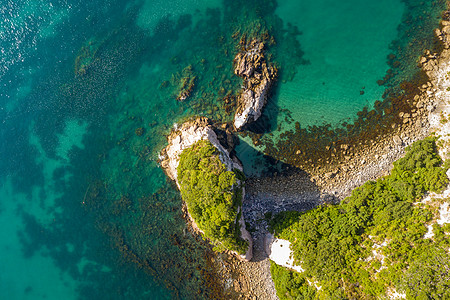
270,137,450,299
178,139,247,254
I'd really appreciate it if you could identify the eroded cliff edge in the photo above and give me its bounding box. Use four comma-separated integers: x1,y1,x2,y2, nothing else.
159,117,253,261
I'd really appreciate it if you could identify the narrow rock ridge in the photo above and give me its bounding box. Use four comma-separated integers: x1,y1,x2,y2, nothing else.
233,39,277,130
159,117,253,261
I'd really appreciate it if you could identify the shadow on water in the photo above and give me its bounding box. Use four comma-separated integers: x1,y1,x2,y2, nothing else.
235,133,329,221
242,156,331,263
244,158,331,213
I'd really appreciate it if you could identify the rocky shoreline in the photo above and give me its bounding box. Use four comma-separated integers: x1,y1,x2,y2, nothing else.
226,15,450,300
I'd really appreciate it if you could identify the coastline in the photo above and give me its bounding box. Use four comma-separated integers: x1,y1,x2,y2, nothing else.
226,10,450,299
7,1,450,299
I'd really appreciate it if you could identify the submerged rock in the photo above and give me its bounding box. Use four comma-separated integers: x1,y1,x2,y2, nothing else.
173,65,196,101
159,117,253,261
233,39,277,130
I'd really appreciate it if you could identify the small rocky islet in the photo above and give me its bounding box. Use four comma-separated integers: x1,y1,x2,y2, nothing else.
233,38,277,130
158,8,450,300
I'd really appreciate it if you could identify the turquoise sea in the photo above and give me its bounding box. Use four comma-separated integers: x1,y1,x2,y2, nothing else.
0,0,445,299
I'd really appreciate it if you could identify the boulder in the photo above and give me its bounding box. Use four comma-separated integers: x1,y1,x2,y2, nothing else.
393,135,403,146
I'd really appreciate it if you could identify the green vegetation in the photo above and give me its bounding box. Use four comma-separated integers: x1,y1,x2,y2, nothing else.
271,261,317,300
177,139,248,254
269,137,449,299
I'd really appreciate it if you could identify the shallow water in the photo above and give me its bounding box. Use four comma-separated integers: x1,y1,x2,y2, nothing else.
0,0,446,299
275,0,404,126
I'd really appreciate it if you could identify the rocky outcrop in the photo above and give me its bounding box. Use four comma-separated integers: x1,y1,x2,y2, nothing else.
159,117,236,185
233,39,277,130
159,117,253,261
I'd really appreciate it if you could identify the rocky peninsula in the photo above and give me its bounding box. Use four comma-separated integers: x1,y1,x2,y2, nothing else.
159,117,253,261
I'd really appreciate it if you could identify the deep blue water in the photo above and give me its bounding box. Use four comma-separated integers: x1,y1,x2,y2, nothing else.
0,0,445,299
